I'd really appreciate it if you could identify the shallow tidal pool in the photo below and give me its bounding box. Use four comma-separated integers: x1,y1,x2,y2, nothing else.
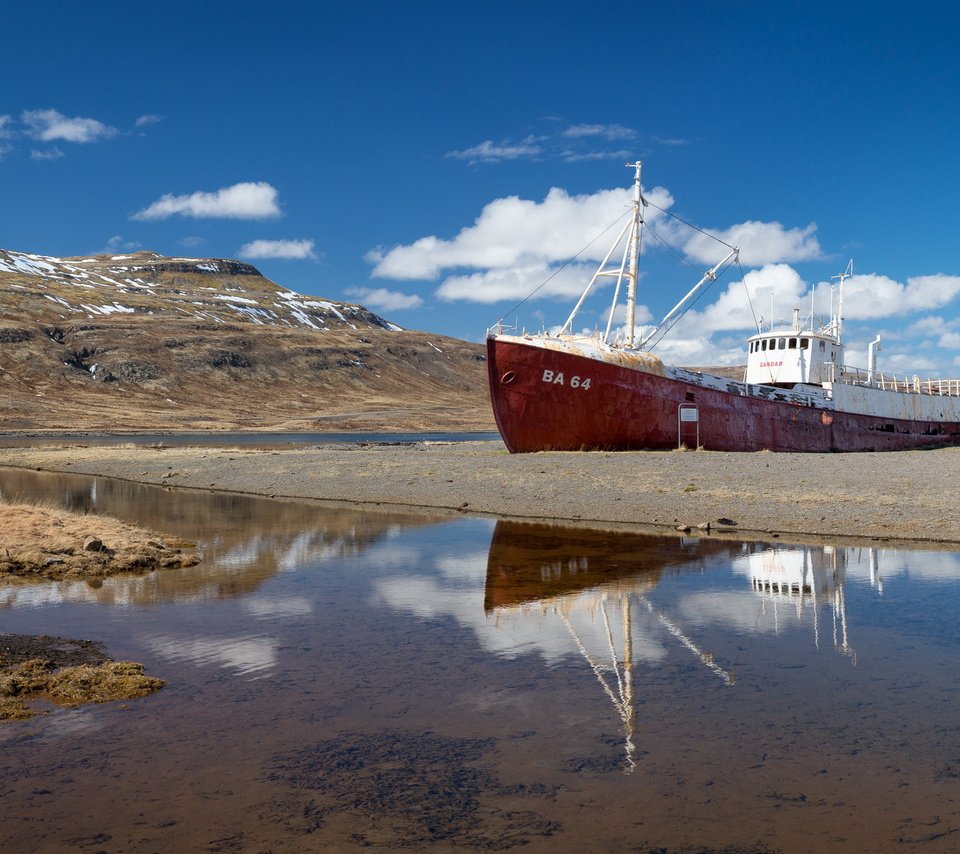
1,467,959,852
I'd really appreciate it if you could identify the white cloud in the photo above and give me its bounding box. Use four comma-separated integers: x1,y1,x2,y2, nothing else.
837,273,960,320
907,316,952,336
96,235,142,254
680,221,822,266
938,332,960,349
346,286,423,311
135,114,162,127
436,261,601,304
370,185,674,281
699,264,807,332
30,147,65,161
132,182,281,220
238,238,316,260
560,148,633,163
0,115,12,138
561,123,636,140
878,351,939,373
446,139,542,163
21,109,117,143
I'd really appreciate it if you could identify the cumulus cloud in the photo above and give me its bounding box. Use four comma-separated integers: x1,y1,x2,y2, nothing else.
238,238,317,260
21,109,117,143
680,221,822,266
618,264,960,369
135,114,162,127
698,264,807,332
132,182,281,220
837,273,960,319
370,184,674,282
346,286,423,311
446,138,542,163
436,262,601,304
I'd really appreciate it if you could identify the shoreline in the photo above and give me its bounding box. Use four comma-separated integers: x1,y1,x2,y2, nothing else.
3,441,960,548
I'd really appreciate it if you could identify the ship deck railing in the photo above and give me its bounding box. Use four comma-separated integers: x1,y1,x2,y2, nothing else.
835,365,960,397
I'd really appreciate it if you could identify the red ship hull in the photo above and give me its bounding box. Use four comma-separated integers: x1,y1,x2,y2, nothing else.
487,337,960,453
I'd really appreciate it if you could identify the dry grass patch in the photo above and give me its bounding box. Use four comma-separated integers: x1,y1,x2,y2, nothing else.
0,499,200,580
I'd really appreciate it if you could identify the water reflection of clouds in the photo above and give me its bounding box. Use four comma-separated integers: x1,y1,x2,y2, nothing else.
677,590,799,633
144,633,278,677
0,584,71,609
848,549,960,583
373,574,669,666
243,595,313,618
212,531,358,573
0,705,108,745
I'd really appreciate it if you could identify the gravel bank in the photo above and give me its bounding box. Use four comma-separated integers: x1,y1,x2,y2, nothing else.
3,441,960,546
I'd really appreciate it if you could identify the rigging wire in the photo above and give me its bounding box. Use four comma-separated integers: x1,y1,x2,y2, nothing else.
642,198,737,250
642,255,739,350
498,207,632,324
738,259,760,333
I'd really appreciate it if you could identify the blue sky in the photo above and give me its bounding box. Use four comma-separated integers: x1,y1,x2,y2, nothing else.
4,0,960,374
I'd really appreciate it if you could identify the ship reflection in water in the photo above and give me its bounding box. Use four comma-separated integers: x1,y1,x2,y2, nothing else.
484,521,877,771
4,467,960,851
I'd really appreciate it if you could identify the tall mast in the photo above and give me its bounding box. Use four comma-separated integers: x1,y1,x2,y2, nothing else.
625,161,643,348
830,259,853,343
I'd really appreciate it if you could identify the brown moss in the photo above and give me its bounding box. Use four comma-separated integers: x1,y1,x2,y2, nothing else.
0,640,166,722
44,661,165,706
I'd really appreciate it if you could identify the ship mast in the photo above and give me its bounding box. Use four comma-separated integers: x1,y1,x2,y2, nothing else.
560,161,645,342
624,161,643,348
559,161,736,349
830,259,853,343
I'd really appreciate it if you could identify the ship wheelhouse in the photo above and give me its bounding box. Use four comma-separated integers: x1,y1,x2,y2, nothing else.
744,329,843,389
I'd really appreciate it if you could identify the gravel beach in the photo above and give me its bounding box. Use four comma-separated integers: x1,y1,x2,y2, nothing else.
2,441,960,546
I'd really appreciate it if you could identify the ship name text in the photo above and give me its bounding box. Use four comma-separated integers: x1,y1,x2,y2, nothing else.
542,370,592,389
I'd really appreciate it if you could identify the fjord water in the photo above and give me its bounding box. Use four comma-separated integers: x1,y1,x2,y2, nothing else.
2,470,959,852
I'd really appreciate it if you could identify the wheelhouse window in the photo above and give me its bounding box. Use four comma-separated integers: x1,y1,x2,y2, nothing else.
778,338,786,349
800,338,809,349
788,338,797,349
761,340,767,351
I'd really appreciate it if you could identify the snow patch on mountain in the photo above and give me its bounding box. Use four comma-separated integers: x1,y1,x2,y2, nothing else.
0,248,404,332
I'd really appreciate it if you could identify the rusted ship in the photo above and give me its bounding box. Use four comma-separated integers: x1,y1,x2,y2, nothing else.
486,163,960,452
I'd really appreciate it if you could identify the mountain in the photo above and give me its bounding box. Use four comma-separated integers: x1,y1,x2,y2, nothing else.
0,249,493,432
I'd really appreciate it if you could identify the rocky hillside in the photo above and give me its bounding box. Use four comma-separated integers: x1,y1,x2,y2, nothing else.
0,249,493,432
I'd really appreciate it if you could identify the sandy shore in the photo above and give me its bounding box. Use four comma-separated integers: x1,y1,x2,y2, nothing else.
3,440,960,546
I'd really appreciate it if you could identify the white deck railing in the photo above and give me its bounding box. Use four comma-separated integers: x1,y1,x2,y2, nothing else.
834,365,960,397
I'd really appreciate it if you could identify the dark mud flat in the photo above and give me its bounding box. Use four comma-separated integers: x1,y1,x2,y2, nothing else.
0,634,108,668
0,467,959,852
